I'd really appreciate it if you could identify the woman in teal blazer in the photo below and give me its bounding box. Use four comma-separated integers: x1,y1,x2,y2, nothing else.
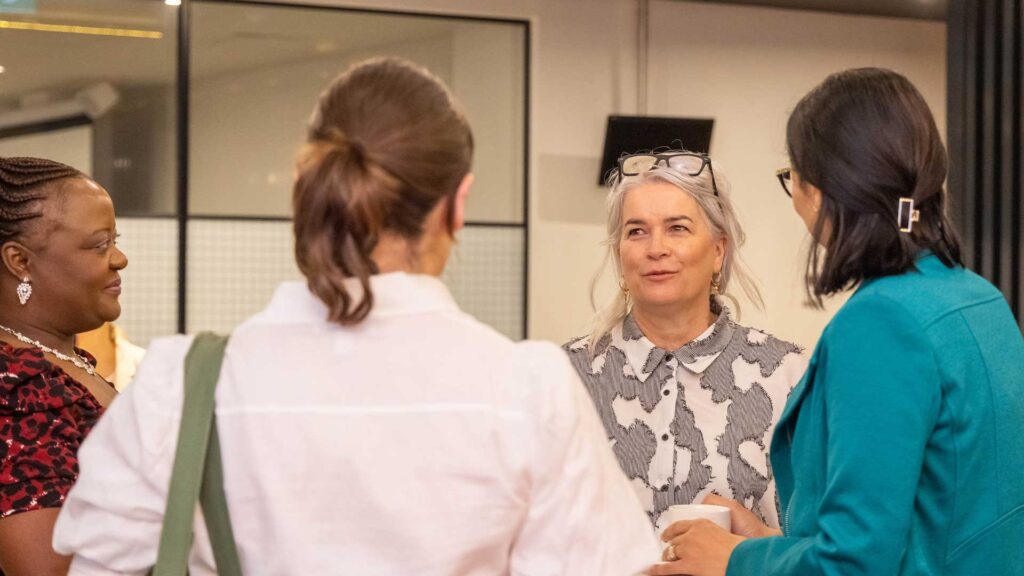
652,68,1024,576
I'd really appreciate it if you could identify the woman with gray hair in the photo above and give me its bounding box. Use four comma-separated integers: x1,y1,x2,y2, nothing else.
564,150,805,533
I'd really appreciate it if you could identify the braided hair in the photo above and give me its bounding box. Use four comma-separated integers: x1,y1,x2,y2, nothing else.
0,156,82,243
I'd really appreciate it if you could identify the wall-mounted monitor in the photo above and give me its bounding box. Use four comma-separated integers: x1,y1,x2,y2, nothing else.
598,115,714,185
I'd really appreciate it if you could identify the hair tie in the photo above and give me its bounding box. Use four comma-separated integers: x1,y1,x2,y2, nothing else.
325,129,367,161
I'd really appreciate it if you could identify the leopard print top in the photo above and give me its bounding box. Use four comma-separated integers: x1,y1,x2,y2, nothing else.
0,341,108,519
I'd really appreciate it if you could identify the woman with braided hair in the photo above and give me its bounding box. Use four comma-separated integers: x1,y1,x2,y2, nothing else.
0,157,126,575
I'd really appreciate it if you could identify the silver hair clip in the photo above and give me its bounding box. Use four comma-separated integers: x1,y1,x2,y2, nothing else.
898,198,920,233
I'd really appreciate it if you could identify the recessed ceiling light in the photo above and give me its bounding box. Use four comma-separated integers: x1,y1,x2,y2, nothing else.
165,0,182,6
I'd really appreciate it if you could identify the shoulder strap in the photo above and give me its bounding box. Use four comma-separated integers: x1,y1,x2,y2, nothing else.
201,406,242,575
152,332,239,576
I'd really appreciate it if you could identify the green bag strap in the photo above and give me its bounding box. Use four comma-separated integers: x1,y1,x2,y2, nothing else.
200,410,242,575
151,332,241,576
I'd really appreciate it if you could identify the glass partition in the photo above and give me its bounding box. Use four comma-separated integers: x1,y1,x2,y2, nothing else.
0,0,528,342
0,0,179,344
187,2,528,339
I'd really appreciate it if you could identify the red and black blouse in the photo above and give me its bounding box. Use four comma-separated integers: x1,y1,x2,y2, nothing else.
0,342,108,518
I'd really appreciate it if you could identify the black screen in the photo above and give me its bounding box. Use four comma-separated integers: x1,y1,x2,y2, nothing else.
598,115,714,185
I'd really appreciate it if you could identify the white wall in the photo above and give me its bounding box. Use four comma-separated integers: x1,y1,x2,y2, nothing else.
245,0,947,349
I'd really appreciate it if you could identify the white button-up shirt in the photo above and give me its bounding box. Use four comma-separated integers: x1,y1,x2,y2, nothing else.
53,273,660,575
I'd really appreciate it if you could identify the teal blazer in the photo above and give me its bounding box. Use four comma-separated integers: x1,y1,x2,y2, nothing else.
728,254,1024,575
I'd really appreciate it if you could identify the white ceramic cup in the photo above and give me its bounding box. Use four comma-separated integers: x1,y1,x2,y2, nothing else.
661,504,732,533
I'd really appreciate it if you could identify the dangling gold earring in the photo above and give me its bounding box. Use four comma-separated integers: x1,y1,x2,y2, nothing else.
711,272,722,297
619,278,631,307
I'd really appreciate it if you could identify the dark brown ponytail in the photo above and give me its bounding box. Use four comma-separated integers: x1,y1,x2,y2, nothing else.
293,58,473,325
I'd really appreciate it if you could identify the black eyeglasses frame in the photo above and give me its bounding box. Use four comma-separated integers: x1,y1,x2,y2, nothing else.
617,152,720,197
775,167,793,198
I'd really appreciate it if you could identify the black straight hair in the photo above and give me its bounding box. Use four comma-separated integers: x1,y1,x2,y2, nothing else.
787,68,963,305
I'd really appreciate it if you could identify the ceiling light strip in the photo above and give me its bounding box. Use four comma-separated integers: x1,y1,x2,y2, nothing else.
0,20,163,39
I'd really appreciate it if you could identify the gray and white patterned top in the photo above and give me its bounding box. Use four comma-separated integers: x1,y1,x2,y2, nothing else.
565,304,806,529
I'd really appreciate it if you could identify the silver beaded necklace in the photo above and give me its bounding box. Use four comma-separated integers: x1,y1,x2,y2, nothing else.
0,323,96,375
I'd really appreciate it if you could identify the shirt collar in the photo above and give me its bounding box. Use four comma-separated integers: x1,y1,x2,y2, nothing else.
243,272,459,327
618,303,737,382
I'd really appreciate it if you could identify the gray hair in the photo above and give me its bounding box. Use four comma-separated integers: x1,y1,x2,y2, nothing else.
588,156,763,350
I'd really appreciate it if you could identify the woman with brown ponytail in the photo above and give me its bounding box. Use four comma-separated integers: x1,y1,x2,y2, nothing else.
0,157,125,575
53,58,659,575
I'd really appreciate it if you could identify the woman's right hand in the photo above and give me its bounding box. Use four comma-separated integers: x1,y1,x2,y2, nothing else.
702,494,781,539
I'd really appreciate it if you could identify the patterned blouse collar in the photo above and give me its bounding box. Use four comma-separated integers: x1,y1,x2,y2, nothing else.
616,301,736,382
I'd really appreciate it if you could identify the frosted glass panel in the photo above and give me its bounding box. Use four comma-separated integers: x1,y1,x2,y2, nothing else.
115,217,178,347
186,219,301,334
184,219,524,340
443,226,525,340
